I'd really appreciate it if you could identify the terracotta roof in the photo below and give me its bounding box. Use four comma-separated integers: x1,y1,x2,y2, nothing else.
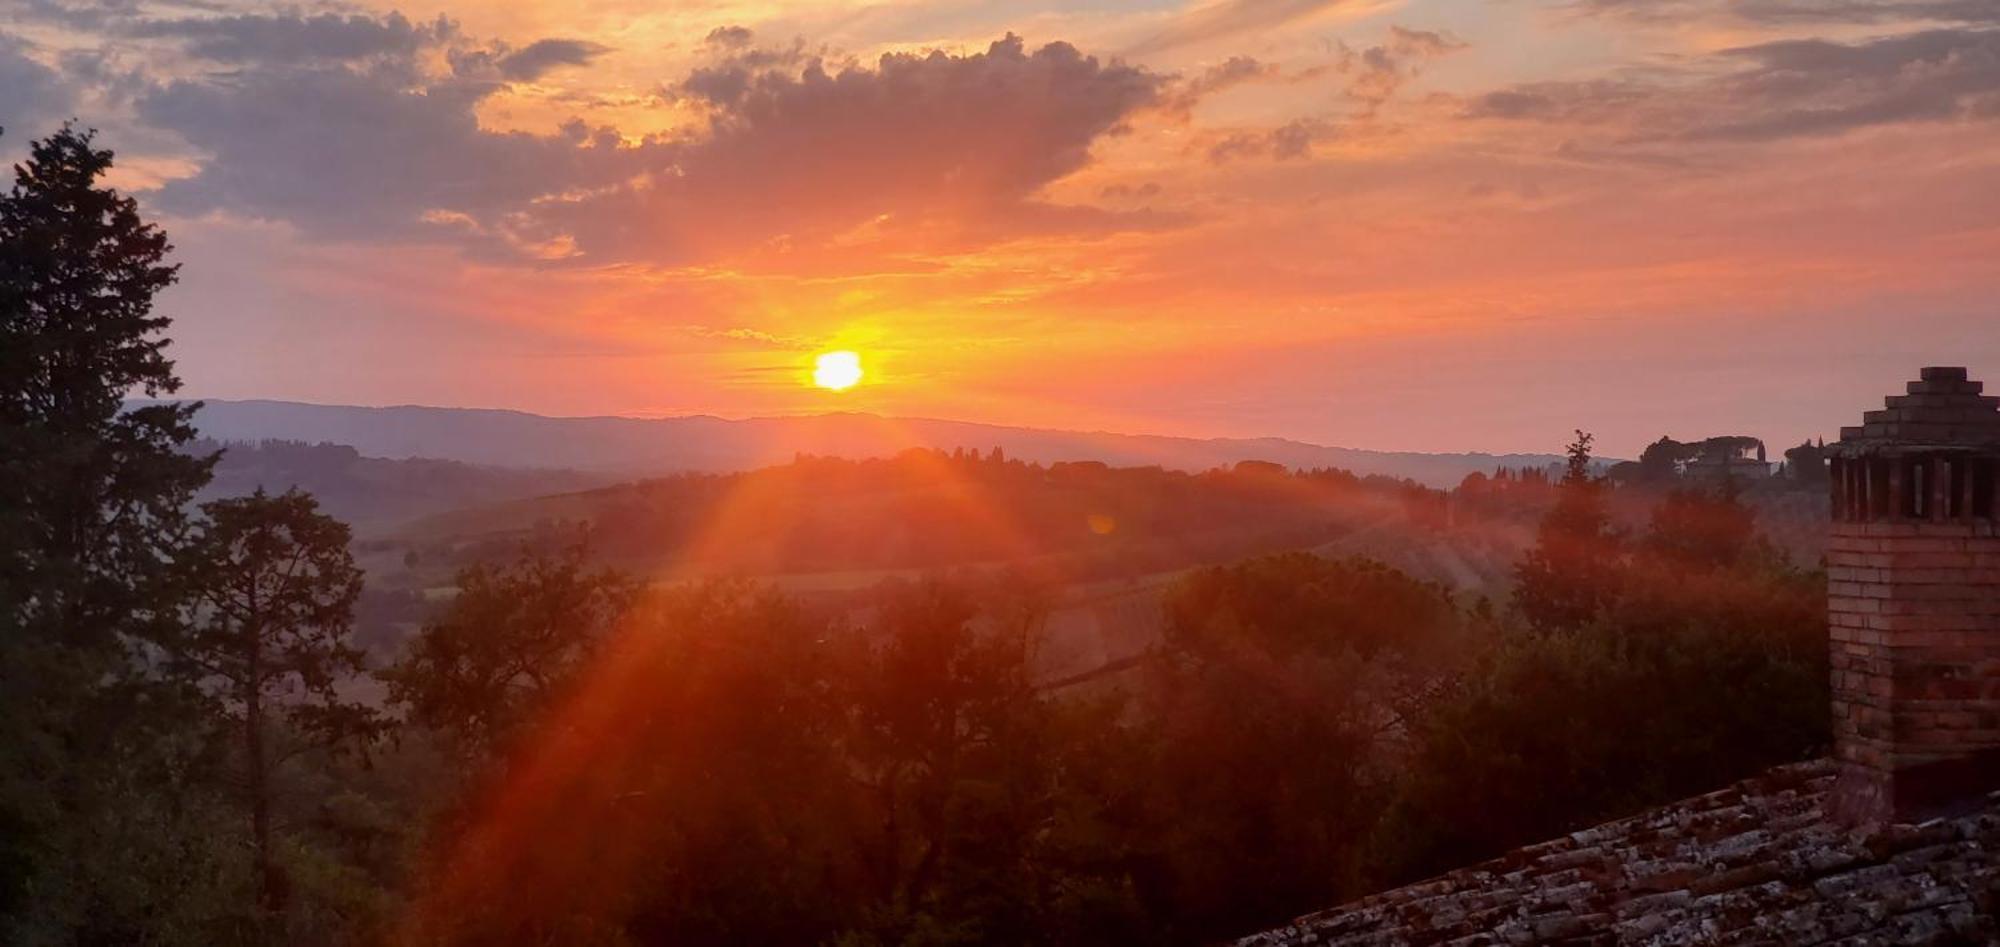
1238,759,2000,946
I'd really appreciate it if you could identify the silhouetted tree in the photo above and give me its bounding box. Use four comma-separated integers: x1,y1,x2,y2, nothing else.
176,488,384,930
1141,553,1461,940
1512,431,1622,631
1395,470,1826,883
1784,438,1829,488
1635,436,1692,483
382,544,637,758
0,124,224,941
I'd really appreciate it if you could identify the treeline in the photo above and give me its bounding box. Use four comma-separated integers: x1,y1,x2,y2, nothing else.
418,454,1440,583
2,127,1828,946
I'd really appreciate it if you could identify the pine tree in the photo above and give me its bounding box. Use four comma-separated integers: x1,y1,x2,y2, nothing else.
1512,431,1623,632
176,489,384,926
0,124,214,649
0,125,225,941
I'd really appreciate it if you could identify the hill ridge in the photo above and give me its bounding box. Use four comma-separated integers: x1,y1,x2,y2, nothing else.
142,398,1572,488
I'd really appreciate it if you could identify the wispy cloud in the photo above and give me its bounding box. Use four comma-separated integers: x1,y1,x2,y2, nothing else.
1125,0,1383,57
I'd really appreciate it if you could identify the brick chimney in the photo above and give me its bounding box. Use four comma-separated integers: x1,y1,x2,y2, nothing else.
1826,366,2000,824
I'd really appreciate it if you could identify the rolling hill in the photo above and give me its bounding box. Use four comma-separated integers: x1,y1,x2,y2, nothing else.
154,399,1571,489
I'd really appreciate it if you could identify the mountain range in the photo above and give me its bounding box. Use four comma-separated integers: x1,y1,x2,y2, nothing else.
156,399,1571,489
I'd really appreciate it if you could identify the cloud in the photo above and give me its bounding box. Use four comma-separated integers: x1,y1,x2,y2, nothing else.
1205,116,1333,163
1464,79,1656,123
705,26,755,50
1187,25,1459,165
1573,0,2000,26
552,34,1169,261
1157,55,1282,121
129,21,1168,266
495,38,612,81
1127,0,1371,57
1699,28,2000,139
1466,27,2000,143
1337,26,1464,112
0,34,74,137
138,61,662,251
127,12,452,65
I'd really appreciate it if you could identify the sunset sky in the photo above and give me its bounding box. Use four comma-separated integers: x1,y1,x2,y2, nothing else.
3,0,1996,458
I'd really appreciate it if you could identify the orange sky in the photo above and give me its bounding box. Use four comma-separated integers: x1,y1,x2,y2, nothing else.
3,0,1997,457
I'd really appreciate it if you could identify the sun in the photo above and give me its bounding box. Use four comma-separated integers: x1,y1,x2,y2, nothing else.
812,350,864,391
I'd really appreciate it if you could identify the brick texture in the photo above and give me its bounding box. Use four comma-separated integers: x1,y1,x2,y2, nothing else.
1826,368,2000,825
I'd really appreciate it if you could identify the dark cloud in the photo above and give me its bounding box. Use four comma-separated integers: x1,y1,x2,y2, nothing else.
128,12,451,65
132,25,1168,264
1467,27,2000,143
10,0,154,32
1159,55,1279,120
705,26,754,50
1126,0,1369,56
1205,117,1332,163
118,11,597,82
552,34,1168,260
1464,79,1655,122
1732,0,2000,25
137,62,661,254
1574,0,2000,25
495,38,612,81
0,34,74,137
1699,28,2000,139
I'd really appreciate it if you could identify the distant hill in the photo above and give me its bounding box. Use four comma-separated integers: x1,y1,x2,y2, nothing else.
153,399,1570,489
386,452,1435,583
196,438,615,531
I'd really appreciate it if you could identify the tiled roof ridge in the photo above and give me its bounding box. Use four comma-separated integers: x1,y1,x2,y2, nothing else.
1239,756,2000,946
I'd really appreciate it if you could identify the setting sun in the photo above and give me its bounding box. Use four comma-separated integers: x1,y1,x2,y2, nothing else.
812,350,864,391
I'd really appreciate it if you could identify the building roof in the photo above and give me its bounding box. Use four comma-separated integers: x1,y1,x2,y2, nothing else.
1238,759,2000,946
1833,367,2000,455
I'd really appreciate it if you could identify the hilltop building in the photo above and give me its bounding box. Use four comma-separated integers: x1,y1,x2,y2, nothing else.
1241,367,2000,946
1682,436,1769,482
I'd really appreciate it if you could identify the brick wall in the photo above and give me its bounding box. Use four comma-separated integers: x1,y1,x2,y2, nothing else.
1828,513,2000,822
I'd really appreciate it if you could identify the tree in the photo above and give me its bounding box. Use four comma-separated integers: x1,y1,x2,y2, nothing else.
1512,431,1622,631
382,544,637,758
1394,470,1826,885
839,579,1063,944
1784,439,1829,488
0,123,212,648
176,489,383,928
1139,553,1462,940
1635,436,1693,483
1641,481,1757,573
0,124,222,941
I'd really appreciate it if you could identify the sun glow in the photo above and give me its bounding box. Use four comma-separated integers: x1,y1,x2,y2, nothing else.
812,350,864,391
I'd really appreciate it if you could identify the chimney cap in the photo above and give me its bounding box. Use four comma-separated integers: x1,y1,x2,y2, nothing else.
1921,366,1969,383
1830,367,2000,457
